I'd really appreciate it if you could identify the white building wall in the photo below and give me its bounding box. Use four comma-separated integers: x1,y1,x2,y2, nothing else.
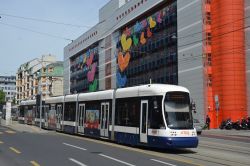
177,0,205,123
98,39,106,90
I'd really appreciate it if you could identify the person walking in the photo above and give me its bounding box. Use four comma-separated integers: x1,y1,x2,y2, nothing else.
206,115,211,130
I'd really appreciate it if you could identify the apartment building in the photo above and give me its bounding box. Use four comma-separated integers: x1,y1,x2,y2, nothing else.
0,76,16,102
16,55,63,104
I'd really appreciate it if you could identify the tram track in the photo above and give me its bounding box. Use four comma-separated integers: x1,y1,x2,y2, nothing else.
174,139,250,166
178,152,249,166
198,141,250,155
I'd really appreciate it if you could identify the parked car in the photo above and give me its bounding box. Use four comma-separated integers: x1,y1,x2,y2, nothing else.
193,119,203,135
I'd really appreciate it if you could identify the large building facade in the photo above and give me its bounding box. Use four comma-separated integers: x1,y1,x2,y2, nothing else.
0,76,16,102
16,55,64,104
64,0,249,127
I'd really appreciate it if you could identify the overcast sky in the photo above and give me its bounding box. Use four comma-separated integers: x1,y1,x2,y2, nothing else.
0,0,109,76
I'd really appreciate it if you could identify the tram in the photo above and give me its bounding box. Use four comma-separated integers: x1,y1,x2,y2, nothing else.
18,84,198,148
19,100,36,125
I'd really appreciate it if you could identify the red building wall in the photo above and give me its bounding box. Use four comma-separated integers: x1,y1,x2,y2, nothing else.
208,0,247,128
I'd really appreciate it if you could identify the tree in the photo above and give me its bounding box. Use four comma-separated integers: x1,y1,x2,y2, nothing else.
0,90,5,105
12,97,16,105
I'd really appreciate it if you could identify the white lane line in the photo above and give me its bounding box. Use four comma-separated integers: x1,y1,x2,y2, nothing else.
69,158,87,166
99,154,136,166
63,143,87,151
150,159,177,166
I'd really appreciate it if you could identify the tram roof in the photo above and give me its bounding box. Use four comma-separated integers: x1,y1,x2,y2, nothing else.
78,90,114,101
20,100,36,106
116,84,189,98
45,96,64,104
65,94,78,102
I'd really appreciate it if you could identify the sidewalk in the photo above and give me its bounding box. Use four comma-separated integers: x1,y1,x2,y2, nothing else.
0,118,49,134
202,129,250,137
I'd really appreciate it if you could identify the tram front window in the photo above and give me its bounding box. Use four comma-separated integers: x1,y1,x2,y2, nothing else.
164,92,193,129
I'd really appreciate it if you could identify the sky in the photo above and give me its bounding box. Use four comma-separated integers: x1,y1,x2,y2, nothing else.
0,0,109,76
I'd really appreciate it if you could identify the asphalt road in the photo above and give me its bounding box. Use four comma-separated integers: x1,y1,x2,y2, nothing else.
0,125,250,166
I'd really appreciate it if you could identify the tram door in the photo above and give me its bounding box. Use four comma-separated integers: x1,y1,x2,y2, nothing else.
78,104,85,133
56,104,62,130
100,102,109,137
140,100,148,143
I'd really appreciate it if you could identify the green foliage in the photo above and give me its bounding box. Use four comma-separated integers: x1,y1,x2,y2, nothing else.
0,90,5,105
12,97,16,105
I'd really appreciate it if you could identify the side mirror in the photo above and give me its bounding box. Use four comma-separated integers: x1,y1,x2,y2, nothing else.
191,102,196,113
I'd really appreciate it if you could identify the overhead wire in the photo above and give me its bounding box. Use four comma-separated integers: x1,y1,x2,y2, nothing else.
0,22,73,42
0,13,91,28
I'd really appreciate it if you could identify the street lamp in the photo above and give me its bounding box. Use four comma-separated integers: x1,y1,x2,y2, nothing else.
35,59,46,129
36,70,43,130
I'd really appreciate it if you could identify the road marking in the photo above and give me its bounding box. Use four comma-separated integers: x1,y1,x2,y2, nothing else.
63,143,87,151
0,141,4,144
30,161,40,166
99,154,136,166
58,133,202,166
151,159,177,166
69,158,87,166
9,147,21,154
0,131,3,134
5,130,16,134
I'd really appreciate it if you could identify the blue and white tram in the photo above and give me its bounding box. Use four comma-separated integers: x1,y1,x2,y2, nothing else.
44,96,64,130
113,84,198,148
19,100,36,125
19,84,198,149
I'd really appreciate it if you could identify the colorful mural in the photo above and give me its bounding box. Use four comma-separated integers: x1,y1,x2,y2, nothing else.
85,109,99,129
70,47,98,93
116,7,169,87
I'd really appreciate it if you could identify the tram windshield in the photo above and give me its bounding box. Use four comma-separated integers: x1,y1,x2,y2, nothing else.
164,92,193,129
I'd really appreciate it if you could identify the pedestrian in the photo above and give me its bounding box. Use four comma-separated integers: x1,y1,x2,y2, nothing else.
206,115,211,130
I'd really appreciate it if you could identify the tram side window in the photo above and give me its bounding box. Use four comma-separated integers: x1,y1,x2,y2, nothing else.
149,96,165,129
44,105,49,119
64,102,76,121
115,98,140,127
85,101,100,123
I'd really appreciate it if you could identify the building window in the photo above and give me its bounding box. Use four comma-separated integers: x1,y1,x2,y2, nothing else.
105,63,111,76
205,0,211,4
206,32,212,45
205,12,211,25
105,77,111,90
207,53,212,66
207,74,212,87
